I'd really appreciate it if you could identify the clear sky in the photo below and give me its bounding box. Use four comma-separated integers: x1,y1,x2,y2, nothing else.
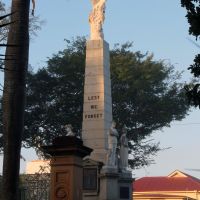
1,0,200,178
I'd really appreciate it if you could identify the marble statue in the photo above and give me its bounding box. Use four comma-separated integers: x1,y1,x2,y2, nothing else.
106,121,118,167
65,124,76,137
32,0,35,15
89,0,106,40
119,126,129,171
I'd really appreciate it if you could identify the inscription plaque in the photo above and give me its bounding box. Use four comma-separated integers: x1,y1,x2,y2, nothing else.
120,187,129,199
83,168,97,191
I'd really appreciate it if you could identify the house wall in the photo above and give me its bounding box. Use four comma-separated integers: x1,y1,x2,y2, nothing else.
133,191,200,200
133,197,184,200
26,160,50,174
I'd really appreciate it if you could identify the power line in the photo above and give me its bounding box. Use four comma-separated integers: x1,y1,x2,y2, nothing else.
171,122,200,126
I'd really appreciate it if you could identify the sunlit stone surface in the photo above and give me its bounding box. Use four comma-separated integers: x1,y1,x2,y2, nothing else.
82,40,112,164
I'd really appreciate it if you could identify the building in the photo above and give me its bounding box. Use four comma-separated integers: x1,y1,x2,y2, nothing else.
25,160,50,174
133,170,200,200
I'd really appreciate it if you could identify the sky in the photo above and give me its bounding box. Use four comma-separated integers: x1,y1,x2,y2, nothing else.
1,0,200,178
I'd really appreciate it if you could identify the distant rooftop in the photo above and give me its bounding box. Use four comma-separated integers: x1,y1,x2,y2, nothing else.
26,160,50,174
133,170,200,192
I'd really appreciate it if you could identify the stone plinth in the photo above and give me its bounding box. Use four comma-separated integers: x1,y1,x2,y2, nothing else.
118,172,133,200
82,40,112,164
42,136,92,200
82,159,103,200
99,167,119,200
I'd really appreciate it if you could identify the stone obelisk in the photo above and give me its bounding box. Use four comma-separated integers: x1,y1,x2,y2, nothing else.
82,2,133,199
82,0,112,163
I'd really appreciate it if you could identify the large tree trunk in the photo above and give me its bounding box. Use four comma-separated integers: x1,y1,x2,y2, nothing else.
2,0,30,200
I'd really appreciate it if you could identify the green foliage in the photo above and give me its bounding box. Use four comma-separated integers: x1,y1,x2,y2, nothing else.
24,37,86,151
110,42,189,168
13,37,189,169
111,43,188,139
188,54,200,77
181,0,200,38
181,0,200,107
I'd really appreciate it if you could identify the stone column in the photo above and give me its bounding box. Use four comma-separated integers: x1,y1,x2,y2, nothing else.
42,136,92,200
82,40,112,164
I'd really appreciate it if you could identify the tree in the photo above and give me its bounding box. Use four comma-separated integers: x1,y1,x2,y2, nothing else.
2,0,30,200
20,37,189,169
0,1,16,70
181,0,200,107
0,0,43,43
0,0,43,73
0,1,10,44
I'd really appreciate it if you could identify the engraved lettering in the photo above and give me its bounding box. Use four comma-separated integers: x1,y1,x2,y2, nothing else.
85,113,103,119
88,96,101,101
91,105,98,109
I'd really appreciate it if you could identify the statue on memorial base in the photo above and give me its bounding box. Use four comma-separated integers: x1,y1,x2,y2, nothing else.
119,126,129,172
89,0,106,40
65,124,76,137
106,121,118,167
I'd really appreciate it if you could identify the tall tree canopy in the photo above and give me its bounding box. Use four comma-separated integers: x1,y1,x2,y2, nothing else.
181,0,200,107
2,37,189,169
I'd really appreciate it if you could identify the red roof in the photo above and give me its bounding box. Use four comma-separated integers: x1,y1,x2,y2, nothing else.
133,172,200,192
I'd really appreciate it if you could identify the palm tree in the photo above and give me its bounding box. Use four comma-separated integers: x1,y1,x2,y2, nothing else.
1,0,30,199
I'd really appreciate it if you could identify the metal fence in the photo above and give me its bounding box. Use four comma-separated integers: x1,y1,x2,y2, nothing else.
0,173,50,200
19,173,50,200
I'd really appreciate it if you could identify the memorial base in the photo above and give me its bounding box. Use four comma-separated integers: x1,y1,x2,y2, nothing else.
99,167,119,200
83,166,133,200
42,136,92,200
118,171,133,200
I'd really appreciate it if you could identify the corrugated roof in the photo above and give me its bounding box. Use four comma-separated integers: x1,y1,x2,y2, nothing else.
133,171,200,192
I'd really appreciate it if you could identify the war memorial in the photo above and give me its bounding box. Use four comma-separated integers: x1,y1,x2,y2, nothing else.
82,0,132,199
43,0,133,199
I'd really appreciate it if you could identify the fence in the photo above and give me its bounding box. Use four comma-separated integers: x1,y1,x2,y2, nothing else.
19,173,50,200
